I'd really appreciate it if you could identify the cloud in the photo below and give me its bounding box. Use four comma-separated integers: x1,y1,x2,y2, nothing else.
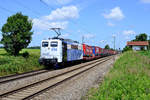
123,30,136,35
141,0,150,3
33,18,68,30
107,22,115,27
82,33,95,39
32,5,79,31
60,33,70,38
82,34,95,44
103,7,125,21
41,0,73,5
112,34,116,37
100,40,106,43
44,5,79,21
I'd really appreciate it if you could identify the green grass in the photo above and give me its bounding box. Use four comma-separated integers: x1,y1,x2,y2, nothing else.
0,49,44,76
87,51,150,100
139,50,150,58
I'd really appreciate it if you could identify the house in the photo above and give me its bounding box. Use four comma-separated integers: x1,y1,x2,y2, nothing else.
127,41,149,51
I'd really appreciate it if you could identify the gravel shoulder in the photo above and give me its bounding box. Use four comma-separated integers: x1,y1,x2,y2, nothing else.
31,55,119,100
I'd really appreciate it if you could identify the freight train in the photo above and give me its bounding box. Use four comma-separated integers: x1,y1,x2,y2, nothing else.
39,37,116,66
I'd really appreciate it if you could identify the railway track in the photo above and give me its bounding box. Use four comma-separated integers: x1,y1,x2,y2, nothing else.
0,69,50,84
0,56,112,100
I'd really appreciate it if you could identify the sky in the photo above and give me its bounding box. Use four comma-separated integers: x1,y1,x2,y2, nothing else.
0,0,150,49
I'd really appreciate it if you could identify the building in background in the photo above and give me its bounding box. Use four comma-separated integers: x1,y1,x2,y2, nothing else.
127,41,149,51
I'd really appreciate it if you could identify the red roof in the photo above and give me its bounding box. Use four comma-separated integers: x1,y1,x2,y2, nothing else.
127,41,149,46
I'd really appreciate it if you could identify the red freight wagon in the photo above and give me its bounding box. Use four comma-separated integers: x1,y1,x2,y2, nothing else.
92,46,102,59
89,46,93,59
95,46,101,58
98,47,102,57
83,44,93,60
95,47,99,55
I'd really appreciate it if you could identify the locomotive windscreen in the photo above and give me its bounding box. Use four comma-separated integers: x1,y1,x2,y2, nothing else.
42,42,48,47
51,41,58,47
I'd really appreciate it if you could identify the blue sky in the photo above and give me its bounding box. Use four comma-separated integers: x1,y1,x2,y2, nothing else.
0,0,150,49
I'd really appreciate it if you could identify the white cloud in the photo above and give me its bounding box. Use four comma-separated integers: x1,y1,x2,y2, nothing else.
44,5,79,21
107,22,115,27
125,36,130,40
112,34,116,37
83,34,95,39
57,0,73,5
41,0,73,5
32,5,79,31
100,40,106,43
36,31,42,35
141,0,150,3
103,7,125,21
60,33,70,38
123,30,136,35
82,34,95,44
33,18,68,30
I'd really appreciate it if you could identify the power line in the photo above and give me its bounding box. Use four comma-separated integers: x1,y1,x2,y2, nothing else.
0,0,91,42
40,0,93,34
0,6,15,13
13,0,41,15
10,0,71,35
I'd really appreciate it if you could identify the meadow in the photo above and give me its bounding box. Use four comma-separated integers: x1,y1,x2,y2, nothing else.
87,51,150,100
0,49,44,76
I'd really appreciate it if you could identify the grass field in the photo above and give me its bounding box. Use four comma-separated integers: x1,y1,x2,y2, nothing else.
0,49,44,76
139,50,150,58
87,51,150,100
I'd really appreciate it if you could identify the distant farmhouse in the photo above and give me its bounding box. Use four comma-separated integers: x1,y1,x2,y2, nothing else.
127,41,149,51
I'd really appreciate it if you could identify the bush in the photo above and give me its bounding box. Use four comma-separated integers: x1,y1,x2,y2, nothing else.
22,51,29,58
122,46,132,52
0,49,44,76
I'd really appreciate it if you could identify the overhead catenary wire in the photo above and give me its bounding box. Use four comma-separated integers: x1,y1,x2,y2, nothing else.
1,0,93,38
40,0,93,34
13,0,41,15
1,0,97,44
6,0,72,35
0,6,15,14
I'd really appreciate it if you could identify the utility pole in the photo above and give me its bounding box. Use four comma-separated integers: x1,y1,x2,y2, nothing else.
82,36,84,44
113,35,116,50
50,28,61,38
113,35,116,61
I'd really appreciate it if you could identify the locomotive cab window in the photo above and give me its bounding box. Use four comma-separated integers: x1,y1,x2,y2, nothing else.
51,41,58,47
42,42,48,47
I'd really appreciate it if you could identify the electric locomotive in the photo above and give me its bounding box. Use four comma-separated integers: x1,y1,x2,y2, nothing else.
39,37,83,66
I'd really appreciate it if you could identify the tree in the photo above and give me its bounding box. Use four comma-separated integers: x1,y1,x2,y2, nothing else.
133,33,147,41
1,12,33,56
105,44,110,49
122,46,132,52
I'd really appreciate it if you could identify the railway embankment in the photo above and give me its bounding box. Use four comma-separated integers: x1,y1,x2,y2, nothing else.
0,49,44,76
0,55,117,100
29,55,119,100
85,51,150,100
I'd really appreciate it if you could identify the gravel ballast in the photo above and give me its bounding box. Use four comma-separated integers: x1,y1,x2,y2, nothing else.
31,55,119,100
0,57,106,95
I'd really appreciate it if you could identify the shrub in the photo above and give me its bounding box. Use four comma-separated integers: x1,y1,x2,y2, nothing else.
22,51,29,58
